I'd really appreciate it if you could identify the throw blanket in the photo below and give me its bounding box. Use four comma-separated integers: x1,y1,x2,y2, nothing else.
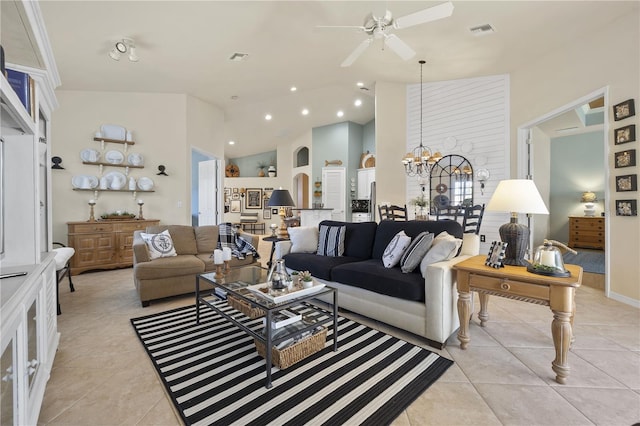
216,222,260,260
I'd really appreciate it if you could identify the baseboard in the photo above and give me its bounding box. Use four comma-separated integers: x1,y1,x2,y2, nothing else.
608,291,640,308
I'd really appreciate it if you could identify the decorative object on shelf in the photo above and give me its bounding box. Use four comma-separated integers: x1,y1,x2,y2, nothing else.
88,199,96,222
51,156,64,169
257,162,267,177
137,199,145,220
324,159,343,166
108,38,139,62
103,171,127,190
476,168,490,195
527,240,574,277
72,175,99,189
402,60,443,178
225,163,239,177
137,176,154,191
157,165,168,176
127,152,143,166
105,149,124,165
616,199,637,216
485,241,507,268
615,149,636,168
485,179,549,266
580,191,597,216
267,165,276,177
615,174,637,192
614,124,635,144
100,124,127,141
100,211,136,220
267,188,296,238
128,177,136,190
80,148,100,163
613,98,635,121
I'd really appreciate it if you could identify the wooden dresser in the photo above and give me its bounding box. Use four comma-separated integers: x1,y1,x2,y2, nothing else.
67,219,159,275
568,216,605,250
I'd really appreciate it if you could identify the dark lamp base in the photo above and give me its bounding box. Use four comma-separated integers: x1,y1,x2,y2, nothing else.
499,219,530,267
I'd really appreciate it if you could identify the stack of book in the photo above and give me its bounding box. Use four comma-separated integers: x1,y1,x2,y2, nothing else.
263,309,302,331
213,287,227,300
5,68,36,118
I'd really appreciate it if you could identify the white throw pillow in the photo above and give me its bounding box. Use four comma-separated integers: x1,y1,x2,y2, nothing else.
382,231,411,268
288,226,319,253
419,231,463,277
140,229,177,260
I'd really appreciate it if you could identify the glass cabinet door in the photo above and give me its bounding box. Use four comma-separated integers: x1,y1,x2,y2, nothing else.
26,299,39,390
1,337,15,425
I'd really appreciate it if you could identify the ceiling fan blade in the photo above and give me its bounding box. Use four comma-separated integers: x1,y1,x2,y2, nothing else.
393,1,454,29
316,25,367,31
384,34,415,61
341,38,373,67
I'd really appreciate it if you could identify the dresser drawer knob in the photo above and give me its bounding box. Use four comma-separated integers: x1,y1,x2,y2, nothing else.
500,281,511,291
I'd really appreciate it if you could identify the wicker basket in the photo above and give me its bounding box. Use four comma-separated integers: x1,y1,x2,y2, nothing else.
227,295,265,319
255,327,327,369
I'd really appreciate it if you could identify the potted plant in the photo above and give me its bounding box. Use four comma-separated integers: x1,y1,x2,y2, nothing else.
410,192,429,220
257,161,267,177
300,270,313,288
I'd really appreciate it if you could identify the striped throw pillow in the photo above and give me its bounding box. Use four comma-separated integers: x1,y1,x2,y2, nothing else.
400,231,434,273
316,225,346,257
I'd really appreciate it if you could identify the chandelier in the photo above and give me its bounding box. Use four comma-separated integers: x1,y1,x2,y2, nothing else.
402,60,442,177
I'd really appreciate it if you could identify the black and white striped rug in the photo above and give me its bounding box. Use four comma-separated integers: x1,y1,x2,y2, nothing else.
131,304,453,426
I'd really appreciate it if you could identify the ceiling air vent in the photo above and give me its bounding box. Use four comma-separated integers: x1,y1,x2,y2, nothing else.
229,52,249,61
469,24,495,36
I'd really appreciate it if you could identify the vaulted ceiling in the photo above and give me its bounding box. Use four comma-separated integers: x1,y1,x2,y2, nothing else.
4,1,637,157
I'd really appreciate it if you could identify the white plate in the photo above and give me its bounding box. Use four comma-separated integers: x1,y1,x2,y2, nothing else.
100,124,126,141
72,175,99,189
137,176,154,191
247,281,326,304
443,136,457,151
105,150,124,165
127,153,144,166
80,148,100,163
103,171,127,190
461,142,473,153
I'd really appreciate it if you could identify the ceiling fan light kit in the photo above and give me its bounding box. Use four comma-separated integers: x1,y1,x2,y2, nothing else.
109,38,139,62
322,1,454,67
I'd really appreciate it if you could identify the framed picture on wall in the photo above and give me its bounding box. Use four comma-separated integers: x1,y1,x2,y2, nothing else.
615,174,637,192
615,149,636,168
230,199,241,213
245,188,263,209
263,209,271,220
614,124,635,144
231,193,240,200
616,199,637,216
613,99,635,121
232,187,239,193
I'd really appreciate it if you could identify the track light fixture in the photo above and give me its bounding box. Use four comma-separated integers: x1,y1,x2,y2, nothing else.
109,38,139,62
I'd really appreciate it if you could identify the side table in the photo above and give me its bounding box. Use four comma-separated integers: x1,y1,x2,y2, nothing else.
453,255,583,384
263,236,289,269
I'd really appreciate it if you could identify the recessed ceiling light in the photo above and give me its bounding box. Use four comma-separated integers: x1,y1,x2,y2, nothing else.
301,108,309,115
228,140,235,145
337,110,344,118
354,99,362,107
290,86,297,92
469,24,495,36
230,95,239,100
356,82,364,87
265,114,272,121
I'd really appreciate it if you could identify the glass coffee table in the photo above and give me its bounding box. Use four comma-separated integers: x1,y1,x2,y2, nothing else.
196,266,338,388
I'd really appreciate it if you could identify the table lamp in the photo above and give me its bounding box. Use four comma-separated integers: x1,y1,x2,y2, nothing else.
267,188,295,238
580,191,597,217
486,179,549,266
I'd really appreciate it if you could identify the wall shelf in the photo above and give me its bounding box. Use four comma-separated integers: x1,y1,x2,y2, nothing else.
93,137,135,145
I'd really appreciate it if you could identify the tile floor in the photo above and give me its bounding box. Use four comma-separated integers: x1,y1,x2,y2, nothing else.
39,242,640,425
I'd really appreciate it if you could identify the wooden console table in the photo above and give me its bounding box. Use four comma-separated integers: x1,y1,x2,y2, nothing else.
453,255,583,384
67,219,159,275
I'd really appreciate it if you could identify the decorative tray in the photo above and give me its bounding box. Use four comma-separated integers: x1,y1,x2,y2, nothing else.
247,281,326,304
100,214,136,220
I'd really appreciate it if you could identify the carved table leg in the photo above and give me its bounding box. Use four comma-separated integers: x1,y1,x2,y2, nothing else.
478,293,489,327
457,291,472,349
551,310,572,384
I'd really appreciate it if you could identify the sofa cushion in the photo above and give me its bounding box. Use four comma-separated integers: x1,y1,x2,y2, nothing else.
194,226,219,253
139,230,177,260
318,220,377,259
400,231,434,273
317,224,346,257
146,225,198,255
283,252,362,281
134,255,205,280
288,226,319,253
331,259,426,302
371,220,463,260
382,231,411,268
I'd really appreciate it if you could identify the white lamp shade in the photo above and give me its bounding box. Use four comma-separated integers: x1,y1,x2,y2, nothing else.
486,179,549,215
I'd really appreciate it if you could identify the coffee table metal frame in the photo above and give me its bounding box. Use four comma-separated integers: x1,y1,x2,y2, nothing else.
196,269,338,388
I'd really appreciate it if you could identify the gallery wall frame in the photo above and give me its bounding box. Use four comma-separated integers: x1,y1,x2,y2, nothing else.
616,199,637,216
614,124,636,145
230,199,241,213
613,98,635,121
615,174,637,192
615,149,636,168
245,188,263,209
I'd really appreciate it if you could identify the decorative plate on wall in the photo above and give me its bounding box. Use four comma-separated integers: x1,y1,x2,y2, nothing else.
435,183,448,194
105,150,124,165
100,124,126,141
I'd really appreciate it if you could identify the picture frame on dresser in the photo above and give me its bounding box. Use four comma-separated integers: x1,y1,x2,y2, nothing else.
615,199,637,216
485,241,507,268
614,124,635,144
613,98,635,121
615,149,636,168
615,174,637,192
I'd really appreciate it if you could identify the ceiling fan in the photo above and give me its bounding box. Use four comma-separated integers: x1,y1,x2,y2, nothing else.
319,1,454,67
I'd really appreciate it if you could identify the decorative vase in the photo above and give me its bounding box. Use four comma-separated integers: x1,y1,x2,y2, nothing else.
258,169,265,177
267,165,276,177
